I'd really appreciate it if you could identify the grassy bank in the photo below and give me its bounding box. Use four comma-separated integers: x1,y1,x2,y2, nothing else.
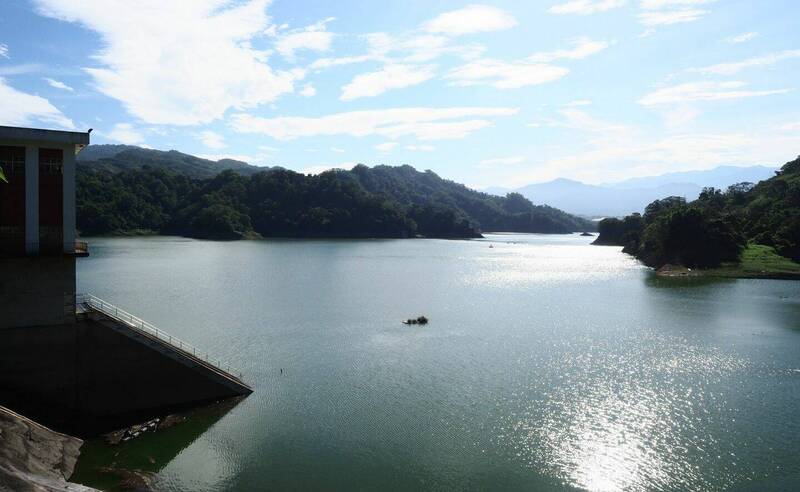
705,244,800,279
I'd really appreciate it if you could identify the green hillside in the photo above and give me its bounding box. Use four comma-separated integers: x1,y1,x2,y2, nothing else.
594,156,800,276
77,162,593,240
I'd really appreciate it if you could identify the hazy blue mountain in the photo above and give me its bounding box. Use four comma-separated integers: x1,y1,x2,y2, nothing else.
605,165,778,190
77,144,273,178
505,166,778,217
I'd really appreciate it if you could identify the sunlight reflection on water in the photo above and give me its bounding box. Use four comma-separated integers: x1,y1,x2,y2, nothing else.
463,242,645,287
494,337,752,491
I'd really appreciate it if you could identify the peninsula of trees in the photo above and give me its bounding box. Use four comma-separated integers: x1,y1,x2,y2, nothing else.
594,156,800,277
76,146,593,240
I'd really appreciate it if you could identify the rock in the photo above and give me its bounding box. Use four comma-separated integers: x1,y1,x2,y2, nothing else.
0,405,99,491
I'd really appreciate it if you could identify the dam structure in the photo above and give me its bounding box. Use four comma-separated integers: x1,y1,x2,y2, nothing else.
0,126,251,437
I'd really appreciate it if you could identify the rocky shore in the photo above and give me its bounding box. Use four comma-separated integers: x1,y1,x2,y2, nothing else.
0,405,97,492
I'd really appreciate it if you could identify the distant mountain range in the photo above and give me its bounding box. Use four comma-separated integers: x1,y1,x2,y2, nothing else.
486,166,779,217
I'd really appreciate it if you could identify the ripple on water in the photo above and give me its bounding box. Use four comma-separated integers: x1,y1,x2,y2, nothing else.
491,335,755,492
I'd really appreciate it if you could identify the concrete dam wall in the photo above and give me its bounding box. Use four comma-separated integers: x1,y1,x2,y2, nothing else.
0,313,251,436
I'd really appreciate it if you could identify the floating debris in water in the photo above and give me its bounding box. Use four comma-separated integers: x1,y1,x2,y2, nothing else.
403,316,429,325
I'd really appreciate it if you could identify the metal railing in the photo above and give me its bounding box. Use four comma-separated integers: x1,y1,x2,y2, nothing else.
76,293,243,380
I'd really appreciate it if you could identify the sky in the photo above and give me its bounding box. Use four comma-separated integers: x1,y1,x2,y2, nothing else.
0,0,799,188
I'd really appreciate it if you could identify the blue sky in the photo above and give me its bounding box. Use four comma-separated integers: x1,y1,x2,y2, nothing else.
1,0,798,188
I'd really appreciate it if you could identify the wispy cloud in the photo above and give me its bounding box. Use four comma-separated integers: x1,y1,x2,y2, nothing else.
638,0,718,27
340,64,436,101
0,63,43,75
0,77,74,129
274,17,335,61
299,83,316,97
506,108,800,185
529,38,612,63
446,59,569,89
375,142,398,152
726,32,758,44
445,38,608,90
406,144,436,152
196,130,226,149
548,0,627,15
690,50,800,75
422,4,517,36
43,77,74,92
0,43,8,58
639,81,789,106
229,106,519,141
107,122,145,144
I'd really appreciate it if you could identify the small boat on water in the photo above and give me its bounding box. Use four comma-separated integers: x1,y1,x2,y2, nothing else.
403,316,429,325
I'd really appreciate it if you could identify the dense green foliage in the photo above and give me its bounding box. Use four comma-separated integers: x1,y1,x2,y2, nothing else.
594,156,800,268
78,145,267,178
77,163,593,240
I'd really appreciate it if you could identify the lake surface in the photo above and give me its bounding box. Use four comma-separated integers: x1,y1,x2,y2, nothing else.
72,234,800,491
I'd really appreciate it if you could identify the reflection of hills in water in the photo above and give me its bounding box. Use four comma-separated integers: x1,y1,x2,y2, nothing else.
71,397,244,491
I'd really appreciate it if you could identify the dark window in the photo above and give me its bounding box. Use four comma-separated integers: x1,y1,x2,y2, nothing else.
39,148,63,175
0,146,25,175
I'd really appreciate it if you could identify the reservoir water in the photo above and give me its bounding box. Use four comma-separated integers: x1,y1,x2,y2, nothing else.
73,233,800,491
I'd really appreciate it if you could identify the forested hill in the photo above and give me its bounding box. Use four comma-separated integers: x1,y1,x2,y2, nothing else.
593,156,800,269
78,144,269,178
77,162,594,240
349,165,592,234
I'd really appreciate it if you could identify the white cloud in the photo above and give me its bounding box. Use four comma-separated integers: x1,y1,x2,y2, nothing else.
637,0,717,27
445,38,607,90
34,0,298,125
504,109,800,185
330,147,345,153
529,38,611,63
0,77,74,129
43,77,74,92
0,63,43,75
340,64,436,101
0,43,8,58
310,54,379,71
690,50,800,75
567,99,593,106
639,81,789,106
107,123,144,144
726,32,758,44
375,142,398,152
637,8,708,26
779,122,800,132
422,5,517,36
196,130,226,149
274,17,335,61
229,106,519,141
548,0,627,15
640,0,716,8
446,59,569,89
478,156,525,168
405,144,436,151
299,83,316,97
